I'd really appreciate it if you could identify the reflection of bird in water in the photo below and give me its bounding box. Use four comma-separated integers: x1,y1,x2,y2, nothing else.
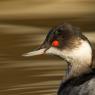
23,23,95,95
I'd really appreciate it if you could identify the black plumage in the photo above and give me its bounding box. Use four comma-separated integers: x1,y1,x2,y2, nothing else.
58,69,95,95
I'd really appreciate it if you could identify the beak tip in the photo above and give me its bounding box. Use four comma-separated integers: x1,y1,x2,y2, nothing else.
22,53,29,57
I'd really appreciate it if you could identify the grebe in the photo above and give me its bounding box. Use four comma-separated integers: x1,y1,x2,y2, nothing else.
23,23,95,95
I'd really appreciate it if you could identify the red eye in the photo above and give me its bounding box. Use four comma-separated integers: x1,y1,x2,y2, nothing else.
52,40,59,47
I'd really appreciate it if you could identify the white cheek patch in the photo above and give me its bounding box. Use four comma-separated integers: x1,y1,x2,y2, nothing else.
45,40,92,66
62,40,92,66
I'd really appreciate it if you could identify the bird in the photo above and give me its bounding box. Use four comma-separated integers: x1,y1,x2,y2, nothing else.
23,23,95,95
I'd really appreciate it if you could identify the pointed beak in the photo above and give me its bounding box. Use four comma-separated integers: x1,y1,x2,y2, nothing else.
22,48,46,57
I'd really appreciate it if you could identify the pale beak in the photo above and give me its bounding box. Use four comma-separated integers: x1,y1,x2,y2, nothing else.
22,48,46,57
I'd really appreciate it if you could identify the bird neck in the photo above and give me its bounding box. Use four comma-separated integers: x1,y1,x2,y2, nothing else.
65,61,92,79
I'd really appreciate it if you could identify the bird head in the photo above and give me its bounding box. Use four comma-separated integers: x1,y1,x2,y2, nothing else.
22,23,92,70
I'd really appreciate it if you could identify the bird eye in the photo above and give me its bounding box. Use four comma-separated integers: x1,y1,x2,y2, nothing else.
52,40,59,47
